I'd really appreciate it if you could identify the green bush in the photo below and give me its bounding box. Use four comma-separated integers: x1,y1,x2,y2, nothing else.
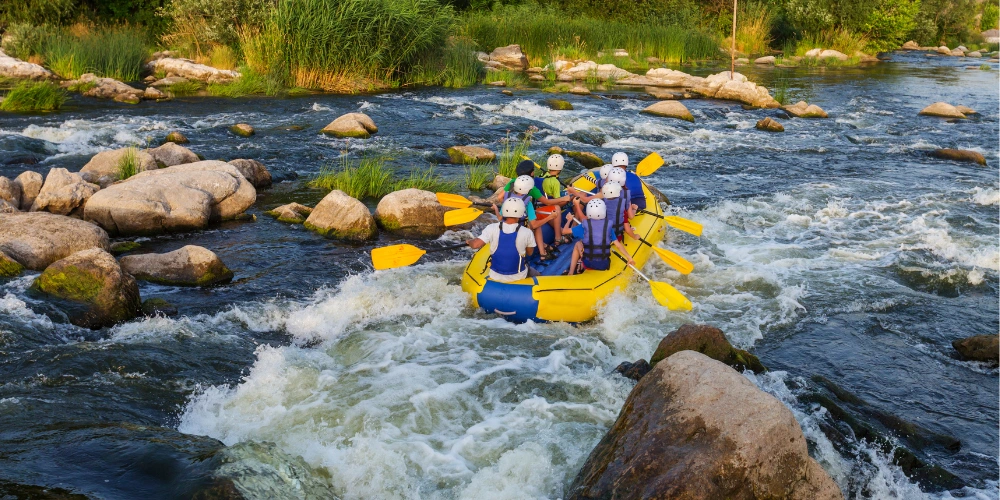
0,81,67,112
908,0,979,46
407,36,484,88
0,0,76,26
984,2,1000,30
497,128,534,179
162,0,275,53
860,0,920,52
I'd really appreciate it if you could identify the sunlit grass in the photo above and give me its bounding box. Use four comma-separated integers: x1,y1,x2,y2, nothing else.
0,81,66,112
497,128,534,179
464,162,493,190
40,26,149,81
116,146,140,180
310,155,458,199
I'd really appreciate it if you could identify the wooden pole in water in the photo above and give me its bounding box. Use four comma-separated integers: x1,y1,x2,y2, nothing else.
731,0,737,79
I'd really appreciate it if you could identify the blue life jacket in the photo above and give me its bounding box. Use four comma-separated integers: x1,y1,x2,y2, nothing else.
624,171,646,210
582,218,612,270
503,191,533,223
533,176,545,193
604,187,629,237
491,224,525,276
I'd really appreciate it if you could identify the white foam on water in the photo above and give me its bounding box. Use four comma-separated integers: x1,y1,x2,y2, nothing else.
17,117,167,158
970,186,1000,206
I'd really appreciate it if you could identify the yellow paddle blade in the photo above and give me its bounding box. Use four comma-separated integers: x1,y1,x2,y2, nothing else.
573,174,597,193
436,192,474,209
371,244,426,271
651,246,694,275
649,280,693,311
444,207,483,226
664,216,703,237
635,152,665,177
520,155,542,170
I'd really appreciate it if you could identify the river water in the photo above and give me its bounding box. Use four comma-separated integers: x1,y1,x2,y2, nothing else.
0,52,996,499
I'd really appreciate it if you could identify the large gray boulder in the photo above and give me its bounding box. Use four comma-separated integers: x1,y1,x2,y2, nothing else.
489,44,529,70
80,148,159,187
30,168,100,216
321,113,378,139
692,71,780,108
0,212,109,270
145,57,240,84
568,350,842,500
84,161,256,236
145,142,199,167
228,159,272,188
0,49,54,80
14,170,43,210
33,248,141,329
374,189,450,238
303,190,377,241
64,73,144,103
120,245,233,286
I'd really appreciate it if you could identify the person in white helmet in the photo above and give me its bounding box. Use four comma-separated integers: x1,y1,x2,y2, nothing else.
571,164,614,203
467,198,539,282
611,151,648,212
498,175,559,261
561,197,634,275
600,180,636,241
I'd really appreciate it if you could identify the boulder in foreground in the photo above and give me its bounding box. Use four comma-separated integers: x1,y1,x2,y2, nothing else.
0,212,109,270
650,323,766,373
30,168,99,215
303,190,377,241
321,113,378,139
568,350,842,500
120,245,233,286
33,248,140,329
228,159,272,188
80,148,158,187
374,188,450,238
952,335,998,362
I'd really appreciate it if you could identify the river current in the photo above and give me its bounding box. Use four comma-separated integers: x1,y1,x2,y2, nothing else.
0,52,997,499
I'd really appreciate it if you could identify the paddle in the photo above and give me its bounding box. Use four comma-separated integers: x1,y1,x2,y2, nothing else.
638,237,694,275
635,152,665,176
371,243,467,270
437,192,493,209
444,207,485,226
638,209,703,237
614,252,693,311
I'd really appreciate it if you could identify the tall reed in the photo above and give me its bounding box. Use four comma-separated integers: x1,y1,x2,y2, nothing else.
0,80,66,112
309,155,458,199
734,2,774,56
40,26,149,81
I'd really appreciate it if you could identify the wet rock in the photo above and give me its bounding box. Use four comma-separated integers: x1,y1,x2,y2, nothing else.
0,212,110,270
692,71,779,108
447,146,496,164
321,112,377,139
34,248,141,328
84,161,256,236
754,55,776,64
902,40,920,50
165,131,189,144
955,105,977,115
568,351,841,500
756,116,785,132
488,175,511,191
929,149,986,165
548,146,604,170
266,202,313,223
0,250,23,277
146,57,240,84
0,48,55,80
614,359,651,380
0,176,20,209
641,100,694,122
544,98,573,110
650,323,766,373
143,86,166,100
952,335,999,362
30,168,99,216
120,245,234,286
14,170,43,210
228,159,272,188
142,297,178,317
80,148,159,187
818,49,849,60
110,241,141,255
145,142,199,167
783,100,829,118
64,73,144,103
303,190,377,241
488,44,528,71
919,102,966,118
375,188,450,238
229,123,255,137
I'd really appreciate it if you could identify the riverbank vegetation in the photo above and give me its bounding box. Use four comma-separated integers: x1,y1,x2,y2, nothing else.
1,0,996,96
0,80,67,111
310,155,457,199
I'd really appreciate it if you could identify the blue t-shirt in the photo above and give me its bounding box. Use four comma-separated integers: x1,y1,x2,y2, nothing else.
572,223,617,242
624,171,646,210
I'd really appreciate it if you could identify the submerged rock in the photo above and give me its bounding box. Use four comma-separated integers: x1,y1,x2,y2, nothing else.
230,123,255,137
375,188,451,238
929,149,986,165
952,335,999,362
84,161,256,236
321,112,378,139
146,57,240,84
955,105,978,115
30,168,99,216
641,100,694,122
544,98,573,110
303,190,377,241
0,49,55,80
120,245,234,286
109,241,141,255
756,116,785,132
266,202,313,223
568,351,841,500
141,297,178,317
919,102,967,119
650,323,766,373
80,148,159,187
228,159,272,188
447,146,496,164
783,100,829,118
145,142,199,167
14,170,43,210
33,248,141,329
0,212,110,270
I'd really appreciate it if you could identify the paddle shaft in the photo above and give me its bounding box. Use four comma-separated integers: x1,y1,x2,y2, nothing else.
426,242,469,254
613,251,652,282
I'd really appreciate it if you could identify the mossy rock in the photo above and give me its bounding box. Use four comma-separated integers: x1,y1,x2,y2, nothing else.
229,123,255,137
119,245,234,287
650,324,766,373
543,98,574,110
141,297,178,316
565,150,604,170
110,241,141,255
303,221,377,241
0,251,23,278
164,131,189,144
34,248,141,329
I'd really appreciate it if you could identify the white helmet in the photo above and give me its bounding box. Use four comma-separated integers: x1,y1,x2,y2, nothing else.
611,152,628,167
513,175,534,195
501,197,526,219
586,199,607,220
599,164,613,180
547,154,564,171
607,167,627,186
601,181,622,199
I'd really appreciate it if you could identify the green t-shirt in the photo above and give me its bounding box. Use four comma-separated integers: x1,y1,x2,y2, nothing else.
541,175,564,198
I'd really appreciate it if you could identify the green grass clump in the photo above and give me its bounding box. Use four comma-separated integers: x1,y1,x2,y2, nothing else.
497,128,535,179
795,28,869,58
464,162,493,190
395,166,457,193
116,147,140,180
163,80,205,96
40,26,149,81
207,68,285,97
0,81,66,112
310,155,459,199
407,36,484,88
980,64,992,70
485,69,527,87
